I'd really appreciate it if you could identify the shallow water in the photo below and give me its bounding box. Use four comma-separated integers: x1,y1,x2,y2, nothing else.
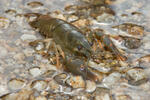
0,0,150,100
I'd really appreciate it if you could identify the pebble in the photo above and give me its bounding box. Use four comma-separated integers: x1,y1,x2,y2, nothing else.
35,42,45,51
14,89,34,100
35,96,47,100
23,48,35,56
72,19,90,28
138,55,150,63
88,61,111,73
112,23,144,36
85,80,96,93
48,80,60,92
5,9,17,16
20,34,37,41
66,75,85,89
100,72,121,88
72,95,88,100
27,1,44,8
95,93,112,100
0,17,10,29
31,80,48,91
67,15,79,22
115,94,132,100
54,73,68,85
96,13,115,22
29,67,42,77
50,11,66,20
124,36,141,49
13,53,25,61
42,70,56,78
8,78,25,91
0,46,8,58
0,84,9,96
14,14,25,26
126,67,148,85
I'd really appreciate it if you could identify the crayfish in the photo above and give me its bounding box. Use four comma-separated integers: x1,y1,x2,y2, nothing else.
25,13,126,82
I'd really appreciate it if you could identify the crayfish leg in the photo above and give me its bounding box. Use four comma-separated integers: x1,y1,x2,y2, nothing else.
54,44,63,69
97,39,104,50
57,45,65,59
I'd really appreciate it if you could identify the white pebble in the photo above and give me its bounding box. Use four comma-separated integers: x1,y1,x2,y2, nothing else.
29,67,42,77
21,34,37,41
100,72,121,88
0,46,8,58
85,80,96,93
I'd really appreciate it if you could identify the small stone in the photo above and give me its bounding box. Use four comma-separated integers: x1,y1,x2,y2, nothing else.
115,94,132,100
63,87,72,93
96,13,115,22
95,93,112,100
66,75,85,89
0,46,8,58
130,25,144,36
48,80,60,92
88,0,105,5
27,1,43,8
112,23,144,36
8,78,25,90
0,17,10,29
16,89,34,100
35,96,47,100
42,70,56,78
21,34,37,41
29,67,42,77
23,48,35,56
31,80,48,91
67,15,78,22
35,42,44,51
126,67,148,85
5,9,17,16
50,11,66,20
0,84,9,96
0,93,18,100
88,61,111,73
119,61,128,68
72,95,88,100
123,36,141,49
13,53,25,61
73,19,90,28
93,87,112,100
100,72,121,88
138,55,150,63
54,73,68,85
15,14,25,26
85,80,96,93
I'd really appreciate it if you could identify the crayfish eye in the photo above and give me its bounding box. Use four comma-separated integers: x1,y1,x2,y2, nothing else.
77,45,82,50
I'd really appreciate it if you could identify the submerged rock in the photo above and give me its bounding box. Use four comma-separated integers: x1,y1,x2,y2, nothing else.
100,72,121,88
66,75,85,89
85,80,96,93
126,67,148,85
8,78,25,91
31,80,48,91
